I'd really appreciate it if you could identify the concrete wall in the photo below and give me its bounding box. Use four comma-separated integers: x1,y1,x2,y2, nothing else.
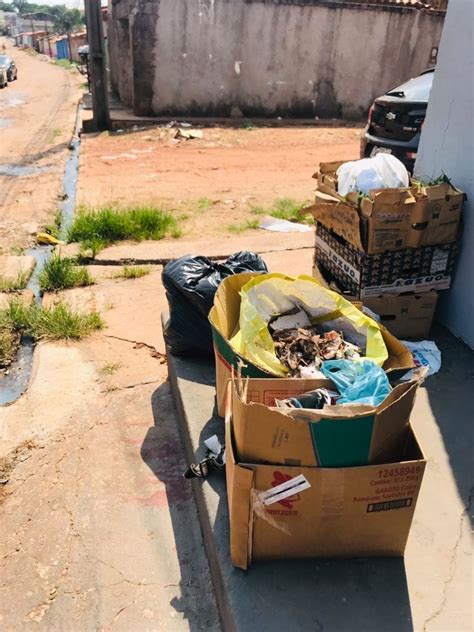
108,0,445,118
415,0,474,348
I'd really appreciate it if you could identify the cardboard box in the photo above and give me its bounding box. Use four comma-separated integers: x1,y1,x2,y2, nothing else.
209,273,415,416
226,413,426,570
311,163,463,253
314,222,457,298
231,375,420,467
364,292,438,339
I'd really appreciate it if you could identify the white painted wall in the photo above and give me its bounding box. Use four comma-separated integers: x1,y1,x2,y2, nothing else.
415,0,474,348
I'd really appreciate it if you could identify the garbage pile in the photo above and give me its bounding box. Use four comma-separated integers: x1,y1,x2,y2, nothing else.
272,326,361,376
309,155,464,340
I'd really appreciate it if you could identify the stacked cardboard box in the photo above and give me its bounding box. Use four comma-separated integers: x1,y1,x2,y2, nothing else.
308,161,464,338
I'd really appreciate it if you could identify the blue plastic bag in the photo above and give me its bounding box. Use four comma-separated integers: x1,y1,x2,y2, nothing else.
321,359,391,407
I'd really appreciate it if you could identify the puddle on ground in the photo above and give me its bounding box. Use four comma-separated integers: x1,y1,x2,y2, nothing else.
0,164,51,177
0,104,83,406
0,93,25,109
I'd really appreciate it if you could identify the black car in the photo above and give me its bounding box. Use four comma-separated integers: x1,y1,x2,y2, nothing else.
0,55,18,82
360,68,434,172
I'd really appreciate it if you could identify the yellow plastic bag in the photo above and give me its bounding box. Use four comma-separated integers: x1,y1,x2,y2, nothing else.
230,273,387,375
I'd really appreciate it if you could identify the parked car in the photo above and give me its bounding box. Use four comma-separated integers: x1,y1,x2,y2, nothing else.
0,55,18,82
360,68,434,172
0,62,7,89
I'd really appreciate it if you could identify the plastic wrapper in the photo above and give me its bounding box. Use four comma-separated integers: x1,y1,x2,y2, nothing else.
336,154,409,196
163,252,267,357
321,359,391,406
230,274,387,375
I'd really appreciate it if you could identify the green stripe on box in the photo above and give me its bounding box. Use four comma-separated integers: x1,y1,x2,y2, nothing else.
211,327,270,378
310,415,375,467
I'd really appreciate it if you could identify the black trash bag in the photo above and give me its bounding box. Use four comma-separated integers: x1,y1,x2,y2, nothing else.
162,251,268,357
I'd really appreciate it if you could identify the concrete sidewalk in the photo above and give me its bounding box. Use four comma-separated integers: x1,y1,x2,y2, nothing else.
167,325,472,632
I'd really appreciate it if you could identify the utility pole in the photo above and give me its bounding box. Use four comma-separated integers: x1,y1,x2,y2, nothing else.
84,0,110,131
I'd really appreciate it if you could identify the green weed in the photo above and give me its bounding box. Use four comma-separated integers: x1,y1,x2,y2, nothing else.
101,362,121,375
227,219,260,234
249,198,312,224
196,197,212,212
68,205,179,252
39,255,94,292
0,299,104,342
44,209,63,239
114,266,151,280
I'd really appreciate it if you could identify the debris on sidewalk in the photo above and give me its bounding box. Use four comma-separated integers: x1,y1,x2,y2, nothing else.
175,128,203,140
259,215,312,233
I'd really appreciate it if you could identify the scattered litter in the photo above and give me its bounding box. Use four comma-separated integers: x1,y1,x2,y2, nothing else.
36,232,60,246
275,388,336,410
131,148,153,154
184,434,226,479
174,128,203,140
401,340,441,380
321,359,391,407
259,215,312,233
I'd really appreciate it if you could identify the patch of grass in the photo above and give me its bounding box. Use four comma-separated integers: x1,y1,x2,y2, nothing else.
114,266,151,280
227,219,260,234
196,197,212,212
249,205,266,216
270,198,311,222
101,362,121,375
68,205,180,253
0,299,104,342
0,271,30,292
248,198,313,224
55,59,75,69
39,255,94,292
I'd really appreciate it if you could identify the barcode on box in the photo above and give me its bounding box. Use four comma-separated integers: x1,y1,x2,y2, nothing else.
367,498,413,513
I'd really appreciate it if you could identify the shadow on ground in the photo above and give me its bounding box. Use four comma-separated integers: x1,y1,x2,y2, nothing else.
424,325,473,520
141,381,220,631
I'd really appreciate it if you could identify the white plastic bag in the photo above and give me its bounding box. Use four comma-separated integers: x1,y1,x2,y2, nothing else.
336,154,409,196
400,340,441,380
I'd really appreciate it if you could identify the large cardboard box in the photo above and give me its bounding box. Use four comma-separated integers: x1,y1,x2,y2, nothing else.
364,292,438,339
226,413,426,570
209,273,415,416
314,222,457,298
312,163,463,252
231,376,420,467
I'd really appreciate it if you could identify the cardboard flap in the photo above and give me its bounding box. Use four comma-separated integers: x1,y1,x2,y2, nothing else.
308,196,364,251
209,272,255,337
288,404,374,422
379,324,415,372
360,189,416,219
225,398,255,571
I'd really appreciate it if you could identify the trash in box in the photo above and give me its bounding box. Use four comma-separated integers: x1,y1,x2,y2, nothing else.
225,409,426,570
309,160,464,254
162,251,267,357
209,273,415,415
230,371,421,468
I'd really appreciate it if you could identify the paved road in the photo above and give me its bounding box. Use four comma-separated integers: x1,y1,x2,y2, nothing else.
0,37,81,254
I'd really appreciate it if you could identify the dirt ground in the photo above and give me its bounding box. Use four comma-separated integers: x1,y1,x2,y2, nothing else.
77,123,362,237
0,38,83,255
